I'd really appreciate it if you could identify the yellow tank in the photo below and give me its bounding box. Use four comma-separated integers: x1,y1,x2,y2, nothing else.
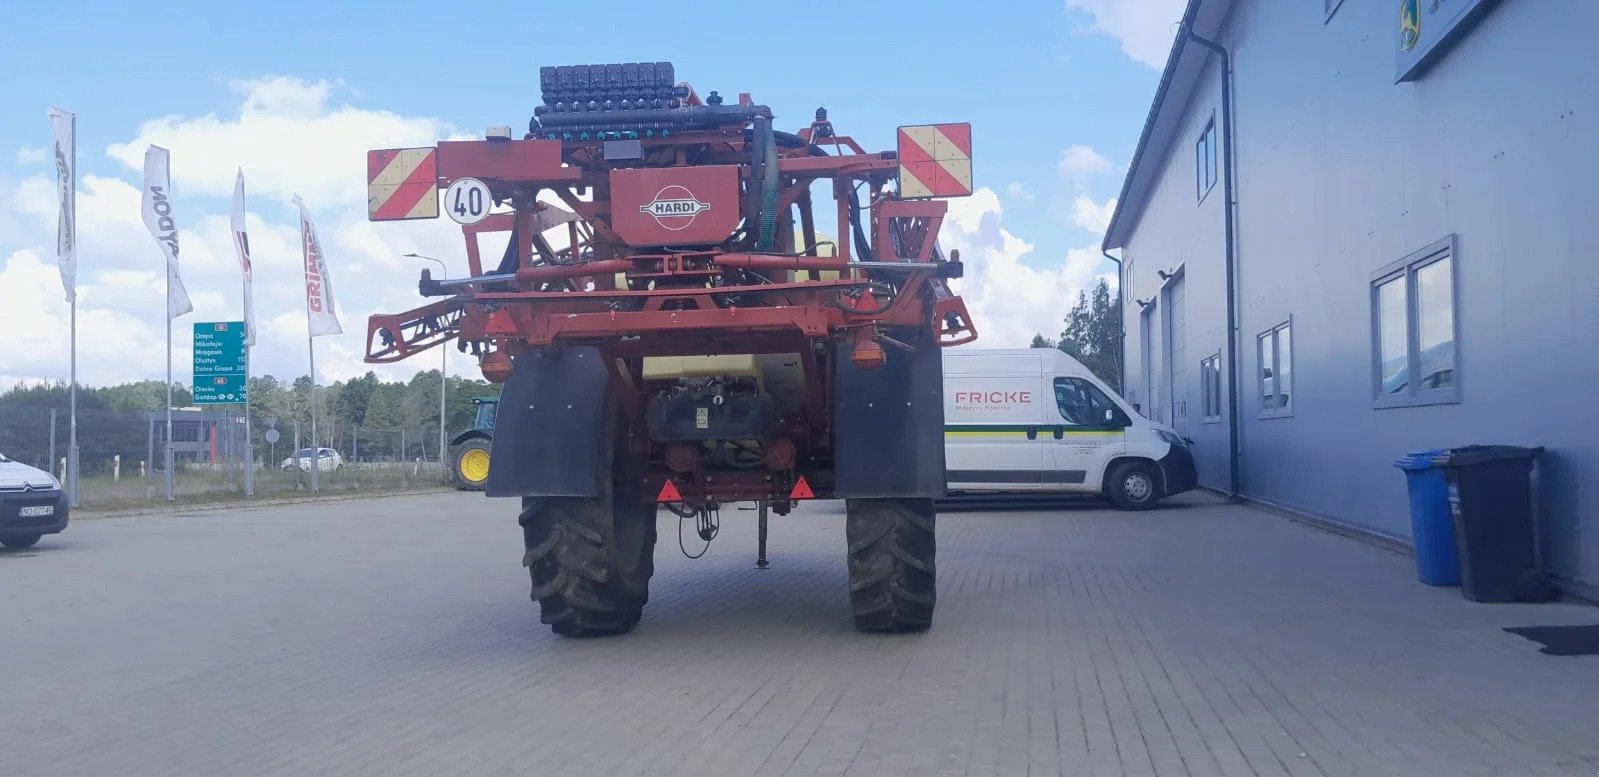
793,229,841,283
641,354,764,383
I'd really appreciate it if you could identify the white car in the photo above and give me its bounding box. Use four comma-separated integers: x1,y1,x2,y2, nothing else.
279,447,344,472
0,451,69,549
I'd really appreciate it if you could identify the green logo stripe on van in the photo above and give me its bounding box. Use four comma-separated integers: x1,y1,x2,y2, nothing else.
944,426,1032,438
943,424,1126,438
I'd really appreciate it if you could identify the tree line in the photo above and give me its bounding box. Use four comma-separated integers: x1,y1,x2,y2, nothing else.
0,371,501,471
1031,278,1123,392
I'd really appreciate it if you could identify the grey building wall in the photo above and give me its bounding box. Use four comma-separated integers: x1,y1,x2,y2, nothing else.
1118,0,1599,591
1121,58,1230,492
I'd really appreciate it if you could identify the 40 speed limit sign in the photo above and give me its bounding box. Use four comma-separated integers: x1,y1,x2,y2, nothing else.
443,178,493,225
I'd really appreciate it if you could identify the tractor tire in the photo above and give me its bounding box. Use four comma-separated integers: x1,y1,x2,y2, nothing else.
617,499,659,607
518,412,655,637
845,498,937,633
451,439,492,491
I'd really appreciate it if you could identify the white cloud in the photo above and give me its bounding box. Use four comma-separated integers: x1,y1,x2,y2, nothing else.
0,250,168,388
1065,0,1187,69
1058,144,1113,182
105,76,460,205
1072,195,1117,234
1006,181,1035,201
945,188,1113,347
16,146,47,165
0,77,478,391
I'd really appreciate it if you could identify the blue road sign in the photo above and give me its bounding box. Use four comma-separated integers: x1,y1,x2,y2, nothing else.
193,321,248,404
193,373,248,404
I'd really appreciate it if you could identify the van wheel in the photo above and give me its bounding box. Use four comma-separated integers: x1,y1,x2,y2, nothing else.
1107,461,1161,511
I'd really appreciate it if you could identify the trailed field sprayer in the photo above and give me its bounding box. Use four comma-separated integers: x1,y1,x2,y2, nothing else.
364,62,977,635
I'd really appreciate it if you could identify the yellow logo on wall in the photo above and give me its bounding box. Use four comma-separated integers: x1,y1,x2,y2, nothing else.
1400,0,1421,53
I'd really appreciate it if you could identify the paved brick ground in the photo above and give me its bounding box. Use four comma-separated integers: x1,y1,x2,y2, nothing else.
1,492,1596,776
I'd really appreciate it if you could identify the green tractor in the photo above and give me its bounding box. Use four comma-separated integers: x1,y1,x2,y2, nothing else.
450,397,498,490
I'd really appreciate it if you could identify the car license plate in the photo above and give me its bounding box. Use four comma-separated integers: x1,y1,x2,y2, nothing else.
18,505,54,518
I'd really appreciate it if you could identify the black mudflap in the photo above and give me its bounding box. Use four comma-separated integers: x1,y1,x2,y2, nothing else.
486,347,610,498
833,328,947,498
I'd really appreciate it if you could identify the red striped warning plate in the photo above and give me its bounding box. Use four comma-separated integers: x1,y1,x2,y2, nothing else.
367,147,439,221
896,123,973,199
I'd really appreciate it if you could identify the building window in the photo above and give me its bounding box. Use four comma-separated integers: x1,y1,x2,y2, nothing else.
1200,353,1222,423
1376,275,1408,393
1325,0,1345,21
1372,236,1459,407
1257,320,1292,418
1195,117,1217,201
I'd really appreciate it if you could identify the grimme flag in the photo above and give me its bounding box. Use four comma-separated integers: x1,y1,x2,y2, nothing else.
141,145,193,319
231,169,257,346
293,195,342,337
47,107,75,301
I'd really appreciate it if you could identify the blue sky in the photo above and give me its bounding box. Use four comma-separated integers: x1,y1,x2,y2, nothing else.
0,0,1184,387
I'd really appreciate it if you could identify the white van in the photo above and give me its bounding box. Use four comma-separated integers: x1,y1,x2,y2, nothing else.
942,348,1197,509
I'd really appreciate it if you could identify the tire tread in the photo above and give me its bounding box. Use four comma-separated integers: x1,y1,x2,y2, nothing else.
846,498,937,633
523,496,653,635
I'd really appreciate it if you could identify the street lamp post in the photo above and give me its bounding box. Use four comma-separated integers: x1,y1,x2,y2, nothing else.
404,253,449,479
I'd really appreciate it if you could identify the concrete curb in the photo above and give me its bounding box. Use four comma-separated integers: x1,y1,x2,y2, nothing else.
1223,489,1414,557
73,486,455,521
1197,485,1414,557
1215,487,1598,607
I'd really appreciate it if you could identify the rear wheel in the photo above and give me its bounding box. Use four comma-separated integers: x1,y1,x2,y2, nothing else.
519,413,656,637
1,534,42,550
1106,460,1161,511
452,439,492,491
846,498,936,633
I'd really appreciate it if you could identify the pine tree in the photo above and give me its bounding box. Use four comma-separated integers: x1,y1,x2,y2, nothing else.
1054,278,1123,392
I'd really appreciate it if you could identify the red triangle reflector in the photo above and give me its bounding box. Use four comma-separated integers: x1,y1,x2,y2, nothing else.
656,479,683,502
789,477,814,500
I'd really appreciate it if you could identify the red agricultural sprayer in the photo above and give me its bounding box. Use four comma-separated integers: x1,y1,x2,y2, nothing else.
363,62,977,636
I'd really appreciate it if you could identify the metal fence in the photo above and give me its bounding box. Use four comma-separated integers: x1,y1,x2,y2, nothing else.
0,407,449,509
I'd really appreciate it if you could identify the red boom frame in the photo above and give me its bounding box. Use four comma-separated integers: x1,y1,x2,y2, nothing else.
364,96,977,505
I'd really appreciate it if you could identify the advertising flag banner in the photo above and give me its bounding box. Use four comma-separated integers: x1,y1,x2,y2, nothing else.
293,195,342,337
141,145,193,319
48,107,76,301
232,169,257,346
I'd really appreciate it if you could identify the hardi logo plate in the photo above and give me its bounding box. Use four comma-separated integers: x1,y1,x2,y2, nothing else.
610,165,739,247
640,185,712,231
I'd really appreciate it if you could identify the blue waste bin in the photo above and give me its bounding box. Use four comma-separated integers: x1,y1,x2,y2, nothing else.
1394,449,1461,586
